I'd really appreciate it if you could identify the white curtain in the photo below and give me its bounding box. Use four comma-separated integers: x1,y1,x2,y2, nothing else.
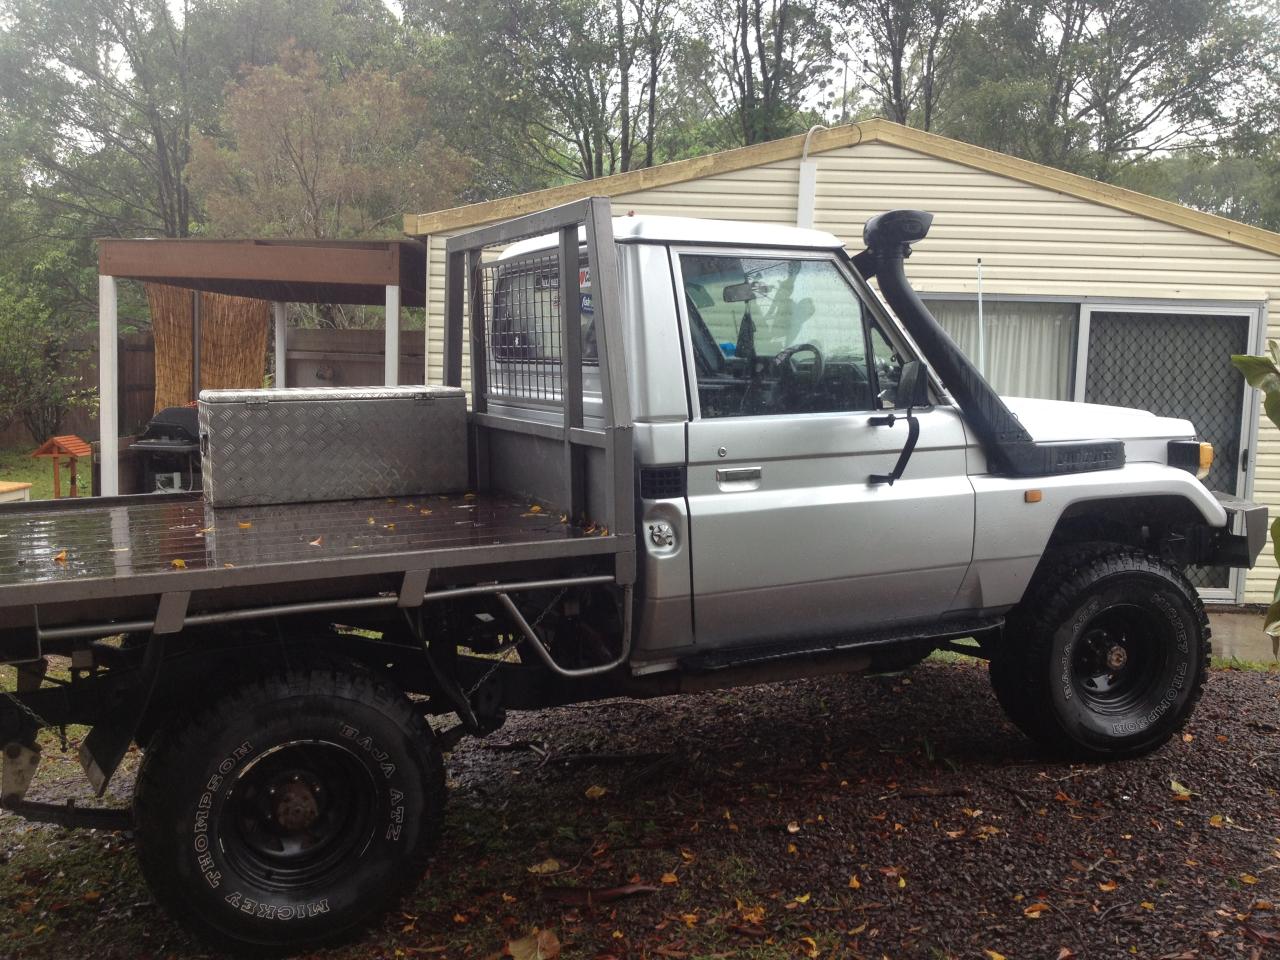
926,298,1078,401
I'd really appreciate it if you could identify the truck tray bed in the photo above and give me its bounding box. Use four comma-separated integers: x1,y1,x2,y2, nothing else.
0,491,620,617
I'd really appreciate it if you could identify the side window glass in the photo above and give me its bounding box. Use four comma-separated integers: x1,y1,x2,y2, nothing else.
680,254,876,418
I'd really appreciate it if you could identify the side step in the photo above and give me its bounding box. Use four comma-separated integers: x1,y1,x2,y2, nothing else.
678,616,1003,674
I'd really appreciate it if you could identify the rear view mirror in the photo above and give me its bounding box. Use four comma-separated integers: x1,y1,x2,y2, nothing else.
896,360,929,410
722,281,757,303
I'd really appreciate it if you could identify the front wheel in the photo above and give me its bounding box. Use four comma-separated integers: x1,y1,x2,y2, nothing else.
133,659,445,952
989,547,1210,760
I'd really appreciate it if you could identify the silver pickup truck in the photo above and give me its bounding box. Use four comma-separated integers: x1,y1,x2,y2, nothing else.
0,198,1266,952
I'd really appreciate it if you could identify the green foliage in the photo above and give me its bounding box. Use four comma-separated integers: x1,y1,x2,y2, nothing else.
936,0,1267,178
186,45,467,239
0,279,96,443
1231,343,1280,635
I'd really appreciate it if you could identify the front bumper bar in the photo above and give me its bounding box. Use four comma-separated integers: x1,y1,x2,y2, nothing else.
1200,492,1268,569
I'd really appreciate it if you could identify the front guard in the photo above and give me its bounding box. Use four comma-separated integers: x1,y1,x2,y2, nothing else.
1194,492,1267,569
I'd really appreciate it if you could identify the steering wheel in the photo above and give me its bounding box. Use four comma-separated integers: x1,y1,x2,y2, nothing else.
772,342,825,386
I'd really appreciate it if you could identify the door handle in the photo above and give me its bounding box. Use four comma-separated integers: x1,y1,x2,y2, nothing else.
716,466,762,483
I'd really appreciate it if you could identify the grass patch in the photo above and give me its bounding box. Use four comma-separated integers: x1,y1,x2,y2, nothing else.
0,445,92,501
1210,654,1279,672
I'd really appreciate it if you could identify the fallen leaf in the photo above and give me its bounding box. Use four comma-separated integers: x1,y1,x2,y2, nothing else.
385,523,396,530
1024,902,1050,917
985,950,1007,960
170,558,187,569
53,549,67,564
541,884,657,906
1182,733,1194,743
1057,949,1076,960
679,913,698,927
528,504,542,513
794,892,811,904
1241,874,1260,885
82,890,101,904
464,492,477,500
309,535,323,546
1170,780,1192,800
420,508,433,516
585,784,607,800
527,858,562,875
680,849,695,863
222,562,234,568
1098,880,1118,892
367,517,376,524
502,892,517,903
1141,901,1156,910
660,872,679,886
1208,815,1225,828
849,921,867,935
506,928,561,960
898,876,907,889
199,526,214,534
786,820,801,834
848,875,861,890
237,521,252,529
452,913,468,924
799,936,818,958
736,900,765,924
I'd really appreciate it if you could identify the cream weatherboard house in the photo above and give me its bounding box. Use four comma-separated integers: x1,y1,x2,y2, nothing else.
404,118,1280,605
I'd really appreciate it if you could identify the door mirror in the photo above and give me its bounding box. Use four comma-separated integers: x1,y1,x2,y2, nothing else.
896,359,929,410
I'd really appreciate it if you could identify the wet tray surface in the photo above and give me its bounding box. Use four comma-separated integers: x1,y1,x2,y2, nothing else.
0,492,591,591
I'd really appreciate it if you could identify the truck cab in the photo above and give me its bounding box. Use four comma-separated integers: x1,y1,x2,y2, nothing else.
489,213,1257,670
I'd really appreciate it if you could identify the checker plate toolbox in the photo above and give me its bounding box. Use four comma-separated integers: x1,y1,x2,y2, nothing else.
198,385,468,507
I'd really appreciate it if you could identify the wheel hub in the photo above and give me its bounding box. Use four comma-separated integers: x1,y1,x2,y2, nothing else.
273,779,321,832
1071,604,1168,712
1105,644,1129,671
223,740,378,889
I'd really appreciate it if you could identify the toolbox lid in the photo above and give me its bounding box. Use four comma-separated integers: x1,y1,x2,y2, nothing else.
199,386,465,403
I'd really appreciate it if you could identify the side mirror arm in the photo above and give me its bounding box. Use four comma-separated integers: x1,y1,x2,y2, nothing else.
868,359,925,486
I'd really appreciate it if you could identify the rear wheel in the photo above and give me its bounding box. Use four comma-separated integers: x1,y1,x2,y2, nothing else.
133,659,445,952
989,546,1209,759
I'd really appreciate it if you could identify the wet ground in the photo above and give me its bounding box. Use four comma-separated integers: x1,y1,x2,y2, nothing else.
2,658,1278,960
1208,608,1279,663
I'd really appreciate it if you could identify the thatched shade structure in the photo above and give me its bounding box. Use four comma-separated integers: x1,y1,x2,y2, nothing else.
96,237,427,496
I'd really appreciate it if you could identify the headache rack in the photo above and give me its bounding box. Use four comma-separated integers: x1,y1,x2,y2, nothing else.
443,196,635,560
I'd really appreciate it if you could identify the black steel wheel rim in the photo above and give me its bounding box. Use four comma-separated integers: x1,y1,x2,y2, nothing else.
1071,604,1169,712
221,740,378,891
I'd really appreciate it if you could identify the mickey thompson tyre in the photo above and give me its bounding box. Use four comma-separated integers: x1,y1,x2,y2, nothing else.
133,661,445,953
989,547,1210,760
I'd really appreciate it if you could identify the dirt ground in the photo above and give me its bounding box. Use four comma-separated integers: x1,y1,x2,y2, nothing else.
1,658,1278,960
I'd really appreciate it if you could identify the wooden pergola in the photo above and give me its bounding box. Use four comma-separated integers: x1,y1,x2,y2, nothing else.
96,237,427,496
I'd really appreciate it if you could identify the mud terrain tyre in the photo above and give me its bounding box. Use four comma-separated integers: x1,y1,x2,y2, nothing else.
133,660,445,953
990,547,1209,760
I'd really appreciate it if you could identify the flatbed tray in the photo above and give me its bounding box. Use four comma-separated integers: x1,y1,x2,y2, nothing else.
0,491,621,610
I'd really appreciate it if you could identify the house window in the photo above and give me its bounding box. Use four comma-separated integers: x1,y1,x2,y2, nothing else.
926,298,1078,401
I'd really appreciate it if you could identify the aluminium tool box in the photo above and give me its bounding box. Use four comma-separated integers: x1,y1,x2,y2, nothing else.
199,386,468,507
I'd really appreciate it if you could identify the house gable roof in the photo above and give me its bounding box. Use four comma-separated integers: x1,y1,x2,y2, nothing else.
405,118,1280,260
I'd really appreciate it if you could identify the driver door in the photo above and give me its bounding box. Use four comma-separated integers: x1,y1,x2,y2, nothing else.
676,249,975,648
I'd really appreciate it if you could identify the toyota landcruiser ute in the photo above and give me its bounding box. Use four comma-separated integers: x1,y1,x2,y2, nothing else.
0,198,1265,952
